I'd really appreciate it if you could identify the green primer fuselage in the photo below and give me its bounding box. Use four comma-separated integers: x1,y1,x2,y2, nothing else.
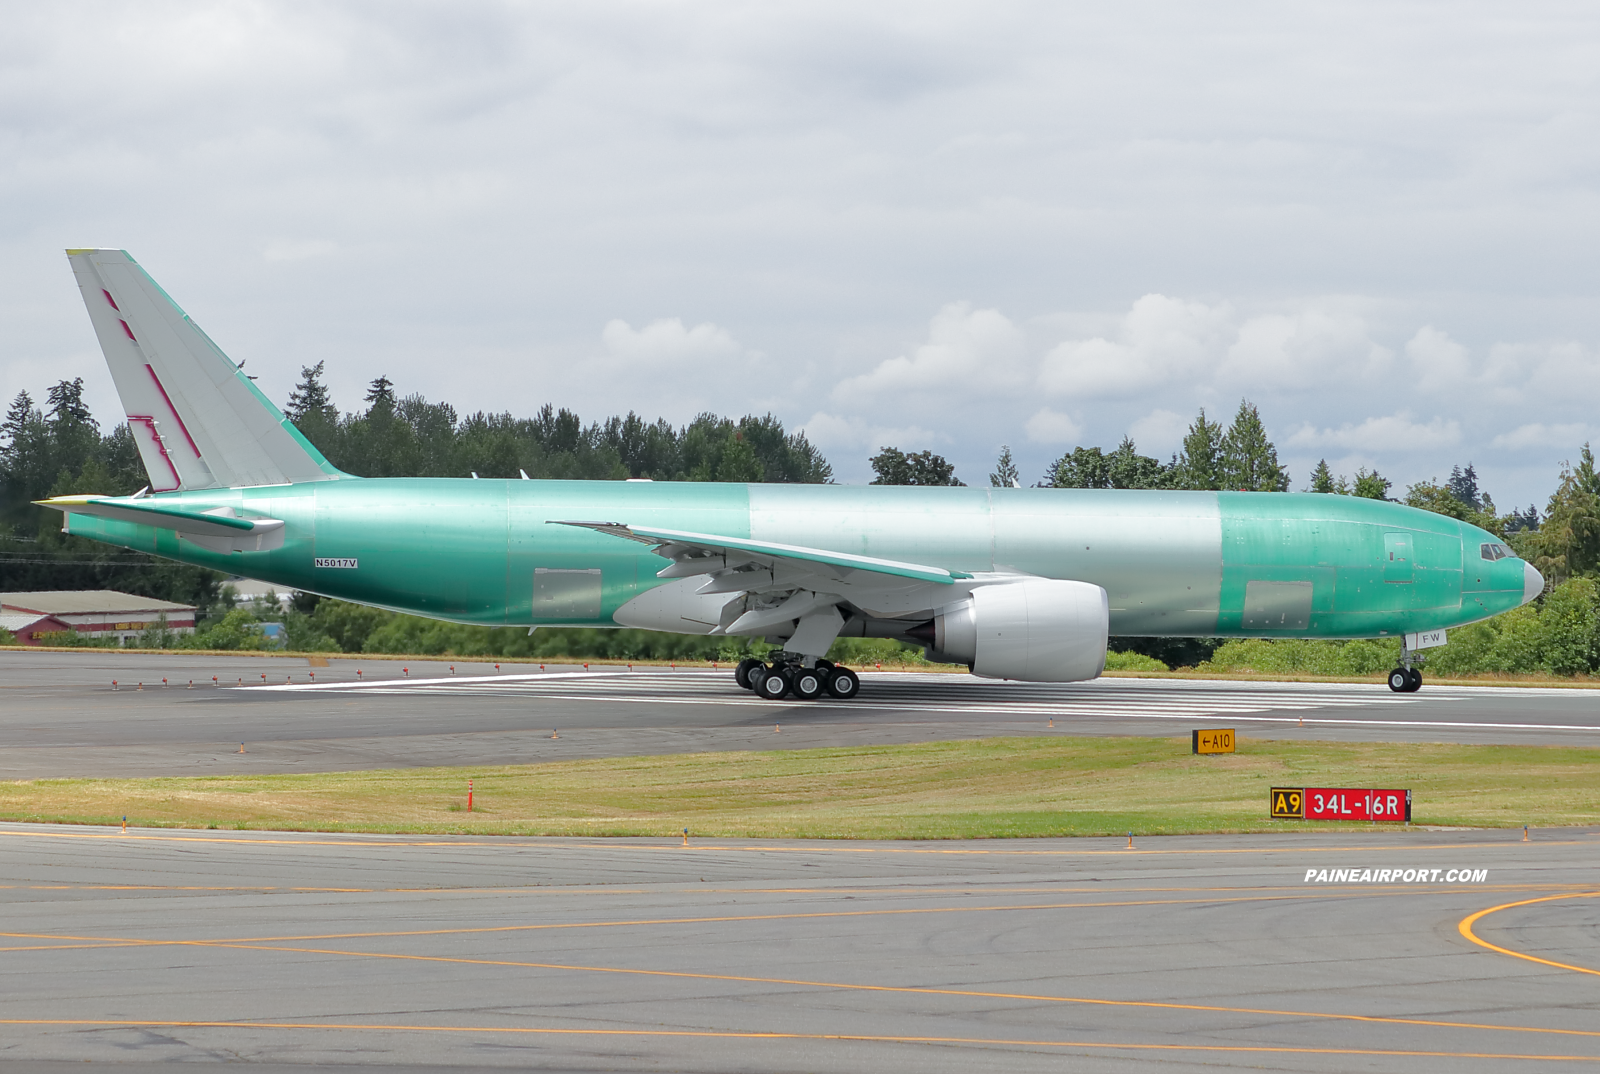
61,480,1528,639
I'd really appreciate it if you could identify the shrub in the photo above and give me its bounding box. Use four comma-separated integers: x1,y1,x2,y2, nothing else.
1103,650,1169,672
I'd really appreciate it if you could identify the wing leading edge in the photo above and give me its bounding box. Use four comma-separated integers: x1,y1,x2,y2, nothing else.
549,520,977,650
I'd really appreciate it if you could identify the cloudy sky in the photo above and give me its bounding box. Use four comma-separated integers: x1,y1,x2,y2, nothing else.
3,2,1598,504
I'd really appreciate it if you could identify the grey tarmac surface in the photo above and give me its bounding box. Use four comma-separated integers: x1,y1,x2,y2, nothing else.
1,650,1598,778
0,822,1597,1072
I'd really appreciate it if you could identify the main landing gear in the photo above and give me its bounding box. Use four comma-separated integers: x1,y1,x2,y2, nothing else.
735,657,860,700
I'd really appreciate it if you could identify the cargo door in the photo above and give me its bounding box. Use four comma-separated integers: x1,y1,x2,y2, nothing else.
1383,532,1414,583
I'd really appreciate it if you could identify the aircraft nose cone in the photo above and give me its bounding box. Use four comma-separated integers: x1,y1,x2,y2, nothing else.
1523,561,1545,604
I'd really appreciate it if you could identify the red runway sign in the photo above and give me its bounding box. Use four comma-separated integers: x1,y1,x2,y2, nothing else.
1270,787,1411,821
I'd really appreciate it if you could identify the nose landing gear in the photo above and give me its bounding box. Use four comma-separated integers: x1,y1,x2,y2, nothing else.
1387,667,1422,692
1388,636,1423,691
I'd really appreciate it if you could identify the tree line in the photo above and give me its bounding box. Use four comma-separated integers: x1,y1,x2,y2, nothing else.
286,363,832,484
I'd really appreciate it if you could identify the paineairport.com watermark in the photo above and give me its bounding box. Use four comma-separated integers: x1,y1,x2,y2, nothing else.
1304,868,1489,883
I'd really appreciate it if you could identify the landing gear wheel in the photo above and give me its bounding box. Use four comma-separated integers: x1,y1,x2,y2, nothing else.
756,667,791,700
1388,668,1410,693
734,658,763,691
826,666,860,699
1405,668,1423,692
791,666,825,700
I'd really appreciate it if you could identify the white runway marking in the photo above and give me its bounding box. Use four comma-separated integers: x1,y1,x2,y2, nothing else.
236,670,1600,734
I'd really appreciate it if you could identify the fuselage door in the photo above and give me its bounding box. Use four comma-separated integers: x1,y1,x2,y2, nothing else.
1383,532,1414,583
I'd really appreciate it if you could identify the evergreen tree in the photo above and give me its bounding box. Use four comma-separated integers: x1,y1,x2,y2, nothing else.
1309,459,1336,493
716,432,764,482
1352,467,1391,500
1448,463,1482,512
1505,505,1541,533
1218,399,1288,491
1520,444,1600,583
1106,436,1168,489
285,361,336,423
1175,409,1224,490
364,375,396,412
989,445,1020,488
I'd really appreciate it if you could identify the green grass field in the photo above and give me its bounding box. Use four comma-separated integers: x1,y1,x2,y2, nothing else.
2,736,1595,838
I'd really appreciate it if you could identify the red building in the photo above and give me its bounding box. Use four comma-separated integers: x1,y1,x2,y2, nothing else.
0,611,73,645
0,591,197,646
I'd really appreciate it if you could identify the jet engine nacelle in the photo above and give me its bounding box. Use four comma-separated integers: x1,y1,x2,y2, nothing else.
929,579,1109,682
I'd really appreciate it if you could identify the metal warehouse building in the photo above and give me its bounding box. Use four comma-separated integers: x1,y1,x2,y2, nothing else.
0,591,197,646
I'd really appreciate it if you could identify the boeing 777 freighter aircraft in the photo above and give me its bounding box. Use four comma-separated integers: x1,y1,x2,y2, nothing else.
40,250,1543,698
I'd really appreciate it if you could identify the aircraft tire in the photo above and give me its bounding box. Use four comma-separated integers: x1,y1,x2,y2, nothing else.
1387,668,1410,692
826,667,860,699
791,667,825,700
756,667,791,700
734,657,763,690
1406,668,1423,691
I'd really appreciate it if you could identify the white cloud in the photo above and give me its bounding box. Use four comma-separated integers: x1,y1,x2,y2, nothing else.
1490,423,1593,452
1037,294,1230,400
1219,309,1386,388
1128,408,1189,455
833,302,1027,399
601,318,742,363
1024,407,1083,444
796,412,939,456
1404,326,1471,383
1286,413,1462,453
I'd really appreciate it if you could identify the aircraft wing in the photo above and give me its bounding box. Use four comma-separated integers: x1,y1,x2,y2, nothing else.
549,520,973,631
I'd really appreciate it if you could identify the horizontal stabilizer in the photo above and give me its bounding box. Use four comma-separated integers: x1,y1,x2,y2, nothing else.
65,249,344,491
38,494,285,553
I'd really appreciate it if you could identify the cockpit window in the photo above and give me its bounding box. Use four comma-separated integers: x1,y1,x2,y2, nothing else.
1479,543,1512,561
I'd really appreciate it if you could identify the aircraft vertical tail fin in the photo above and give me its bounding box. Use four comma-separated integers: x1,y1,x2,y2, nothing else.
65,249,345,491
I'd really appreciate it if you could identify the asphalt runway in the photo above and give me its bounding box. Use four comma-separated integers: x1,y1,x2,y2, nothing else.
1,822,1596,1072
3,651,1599,778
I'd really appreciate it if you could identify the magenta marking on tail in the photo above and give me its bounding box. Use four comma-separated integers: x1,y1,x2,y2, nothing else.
143,365,202,457
125,415,181,491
